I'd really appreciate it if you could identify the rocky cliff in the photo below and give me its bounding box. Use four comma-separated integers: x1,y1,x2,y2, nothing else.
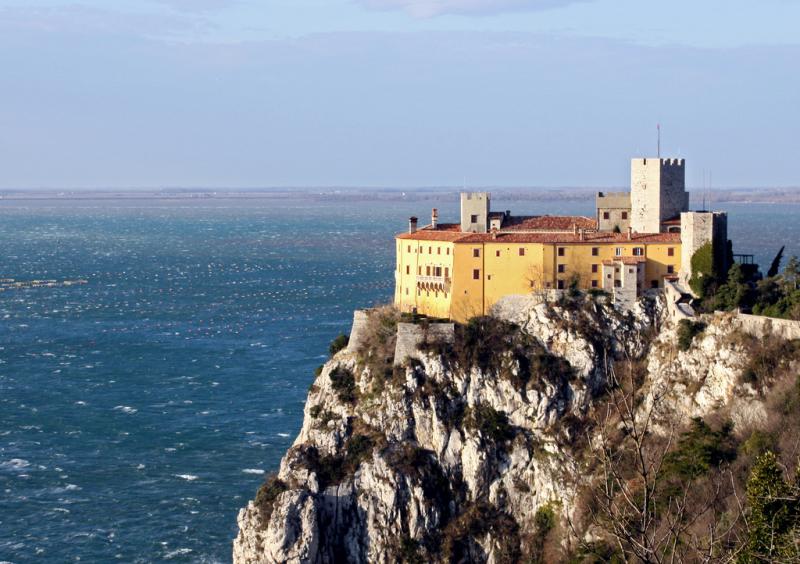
233,294,795,563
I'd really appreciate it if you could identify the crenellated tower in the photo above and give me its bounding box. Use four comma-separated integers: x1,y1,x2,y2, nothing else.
630,158,689,233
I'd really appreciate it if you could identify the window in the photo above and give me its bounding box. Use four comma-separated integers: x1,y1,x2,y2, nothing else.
592,264,598,273
418,267,421,275
473,269,480,280
591,280,598,288
667,265,674,274
592,247,599,256
558,247,565,257
607,274,612,279
446,248,450,255
437,247,441,255
407,245,411,252
615,248,623,256
519,248,525,256
445,267,449,278
557,280,565,290
558,264,566,273
473,248,480,258
633,247,644,256
628,268,634,274
470,214,478,224
426,266,431,276
496,250,501,257
621,211,628,220
614,280,621,288
651,280,659,289
668,247,675,257
405,288,409,295
434,267,442,277
405,266,410,275
603,212,610,220
488,275,492,281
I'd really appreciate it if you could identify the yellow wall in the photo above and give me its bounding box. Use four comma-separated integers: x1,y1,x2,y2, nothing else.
394,237,682,322
395,239,454,319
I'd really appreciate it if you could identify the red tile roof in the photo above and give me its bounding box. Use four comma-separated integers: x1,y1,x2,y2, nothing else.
397,227,681,245
502,215,597,231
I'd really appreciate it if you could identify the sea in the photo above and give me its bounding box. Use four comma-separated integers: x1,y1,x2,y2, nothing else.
1,195,799,563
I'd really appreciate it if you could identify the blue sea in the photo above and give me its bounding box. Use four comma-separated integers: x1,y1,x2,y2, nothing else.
1,196,798,563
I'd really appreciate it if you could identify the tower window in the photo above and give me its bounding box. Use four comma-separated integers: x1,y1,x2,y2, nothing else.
473,269,480,280
621,211,628,220
470,214,478,223
603,212,610,220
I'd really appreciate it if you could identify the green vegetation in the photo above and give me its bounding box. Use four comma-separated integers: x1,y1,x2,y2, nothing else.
300,424,384,489
254,473,288,520
692,243,800,320
440,503,521,564
328,334,349,356
329,366,356,404
464,403,515,444
740,451,800,563
662,418,736,481
676,319,706,351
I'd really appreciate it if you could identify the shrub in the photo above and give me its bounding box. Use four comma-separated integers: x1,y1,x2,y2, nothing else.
689,242,717,298
328,334,349,356
740,337,800,388
465,403,515,444
662,418,736,481
676,319,706,351
329,366,356,404
309,404,322,418
254,473,287,520
440,503,521,564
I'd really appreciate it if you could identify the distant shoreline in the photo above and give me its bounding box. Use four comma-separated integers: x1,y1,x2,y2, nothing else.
2,187,800,204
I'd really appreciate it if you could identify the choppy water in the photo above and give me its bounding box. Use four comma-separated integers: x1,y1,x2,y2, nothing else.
0,196,798,563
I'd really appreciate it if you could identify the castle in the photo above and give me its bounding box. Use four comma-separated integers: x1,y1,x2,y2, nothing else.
394,157,729,321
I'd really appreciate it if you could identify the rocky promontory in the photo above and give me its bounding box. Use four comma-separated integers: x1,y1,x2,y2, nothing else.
234,293,800,563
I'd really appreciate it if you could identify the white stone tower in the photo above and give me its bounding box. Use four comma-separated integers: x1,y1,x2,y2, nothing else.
630,158,689,233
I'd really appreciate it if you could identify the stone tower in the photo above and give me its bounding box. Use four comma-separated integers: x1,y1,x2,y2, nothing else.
630,158,689,233
460,192,490,233
679,211,729,290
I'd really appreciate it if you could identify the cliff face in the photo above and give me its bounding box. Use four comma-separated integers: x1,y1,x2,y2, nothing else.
233,295,775,563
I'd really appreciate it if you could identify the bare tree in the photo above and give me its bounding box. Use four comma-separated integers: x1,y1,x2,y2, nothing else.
575,359,744,563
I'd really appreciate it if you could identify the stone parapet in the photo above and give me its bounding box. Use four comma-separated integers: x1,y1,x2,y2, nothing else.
394,322,455,366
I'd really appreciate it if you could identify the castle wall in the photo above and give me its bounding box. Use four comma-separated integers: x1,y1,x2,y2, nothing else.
460,192,490,233
347,310,370,353
393,322,455,366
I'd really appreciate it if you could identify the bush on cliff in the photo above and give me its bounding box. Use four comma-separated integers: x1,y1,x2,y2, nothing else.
329,366,356,404
254,473,287,520
328,334,349,356
676,319,706,351
465,403,515,444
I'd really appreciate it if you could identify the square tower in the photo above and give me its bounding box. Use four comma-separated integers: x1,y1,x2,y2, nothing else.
460,192,490,233
630,158,689,233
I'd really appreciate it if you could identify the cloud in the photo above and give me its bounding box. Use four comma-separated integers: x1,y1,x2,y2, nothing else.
356,0,588,18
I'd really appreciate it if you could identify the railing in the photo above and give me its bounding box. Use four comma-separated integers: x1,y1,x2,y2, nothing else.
733,254,755,265
416,275,450,285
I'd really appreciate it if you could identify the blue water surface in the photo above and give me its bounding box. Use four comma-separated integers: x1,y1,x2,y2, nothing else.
0,196,798,563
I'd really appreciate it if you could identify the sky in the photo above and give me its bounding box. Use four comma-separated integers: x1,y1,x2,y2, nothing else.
0,0,799,189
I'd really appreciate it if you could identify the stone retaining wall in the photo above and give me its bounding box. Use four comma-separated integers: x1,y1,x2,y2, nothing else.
394,322,455,366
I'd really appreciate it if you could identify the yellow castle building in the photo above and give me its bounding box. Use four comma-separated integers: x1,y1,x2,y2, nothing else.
394,157,729,321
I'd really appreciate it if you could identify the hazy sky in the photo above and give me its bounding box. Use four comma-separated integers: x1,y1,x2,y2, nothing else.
1,0,798,188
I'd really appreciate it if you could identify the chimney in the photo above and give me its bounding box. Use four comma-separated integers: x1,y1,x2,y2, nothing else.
573,223,578,235
627,226,633,240
431,208,439,229
579,228,585,241
409,216,418,234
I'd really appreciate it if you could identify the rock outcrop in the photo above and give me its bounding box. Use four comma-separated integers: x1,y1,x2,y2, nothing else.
233,294,778,563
